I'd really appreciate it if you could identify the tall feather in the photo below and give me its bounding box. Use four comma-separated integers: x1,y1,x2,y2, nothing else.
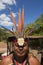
21,7,24,32
18,9,22,35
10,11,17,30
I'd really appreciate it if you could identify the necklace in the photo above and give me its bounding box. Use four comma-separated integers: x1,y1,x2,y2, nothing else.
12,53,29,65
15,61,24,65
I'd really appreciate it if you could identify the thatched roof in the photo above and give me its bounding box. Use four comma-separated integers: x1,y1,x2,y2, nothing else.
0,42,7,53
28,36,43,39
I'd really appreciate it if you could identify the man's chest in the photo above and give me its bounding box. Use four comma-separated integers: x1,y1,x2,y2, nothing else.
12,60,29,65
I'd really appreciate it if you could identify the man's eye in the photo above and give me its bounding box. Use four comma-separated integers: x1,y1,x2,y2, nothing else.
24,38,28,43
14,43,18,47
13,40,17,43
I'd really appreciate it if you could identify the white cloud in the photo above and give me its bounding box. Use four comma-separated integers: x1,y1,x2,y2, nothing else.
0,14,10,21
0,13,17,26
12,0,16,5
0,0,16,10
2,0,16,5
0,14,13,26
1,21,13,26
0,3,6,10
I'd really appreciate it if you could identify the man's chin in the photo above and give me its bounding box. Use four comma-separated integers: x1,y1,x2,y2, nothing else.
16,53,25,57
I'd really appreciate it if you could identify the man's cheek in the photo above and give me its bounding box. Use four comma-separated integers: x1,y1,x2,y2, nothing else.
24,47,28,51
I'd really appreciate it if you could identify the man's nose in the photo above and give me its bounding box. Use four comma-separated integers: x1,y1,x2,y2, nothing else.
18,46,23,51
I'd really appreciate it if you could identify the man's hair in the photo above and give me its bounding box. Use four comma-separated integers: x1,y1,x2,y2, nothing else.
7,36,17,42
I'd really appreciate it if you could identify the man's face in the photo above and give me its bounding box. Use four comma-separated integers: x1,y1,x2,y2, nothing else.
12,38,29,57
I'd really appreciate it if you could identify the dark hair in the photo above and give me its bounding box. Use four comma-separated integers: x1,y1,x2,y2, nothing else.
7,36,17,42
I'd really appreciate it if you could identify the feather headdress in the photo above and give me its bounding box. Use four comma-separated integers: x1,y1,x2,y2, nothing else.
9,7,24,38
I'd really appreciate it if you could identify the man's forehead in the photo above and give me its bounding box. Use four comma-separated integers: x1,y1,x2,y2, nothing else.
18,38,24,40
18,38,24,46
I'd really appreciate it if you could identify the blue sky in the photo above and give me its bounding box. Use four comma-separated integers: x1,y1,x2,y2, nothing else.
0,0,43,30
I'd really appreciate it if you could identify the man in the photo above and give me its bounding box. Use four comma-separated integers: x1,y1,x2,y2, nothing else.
0,36,41,65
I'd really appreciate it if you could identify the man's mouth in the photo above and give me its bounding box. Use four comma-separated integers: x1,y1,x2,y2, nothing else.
17,50,24,54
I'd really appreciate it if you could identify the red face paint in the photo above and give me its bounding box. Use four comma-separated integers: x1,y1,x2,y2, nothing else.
13,38,29,46
24,38,29,43
13,39,17,43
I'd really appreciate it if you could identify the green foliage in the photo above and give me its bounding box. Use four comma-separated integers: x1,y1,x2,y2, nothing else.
24,14,43,36
0,28,11,41
24,14,43,48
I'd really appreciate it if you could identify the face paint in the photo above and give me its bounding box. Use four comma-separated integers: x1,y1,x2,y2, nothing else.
13,39,17,43
18,38,24,46
24,38,29,43
13,37,29,47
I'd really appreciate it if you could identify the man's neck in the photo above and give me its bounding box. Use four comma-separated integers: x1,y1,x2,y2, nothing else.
13,53,28,63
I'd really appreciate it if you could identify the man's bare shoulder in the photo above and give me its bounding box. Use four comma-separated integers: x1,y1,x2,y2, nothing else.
28,54,41,65
0,54,13,65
